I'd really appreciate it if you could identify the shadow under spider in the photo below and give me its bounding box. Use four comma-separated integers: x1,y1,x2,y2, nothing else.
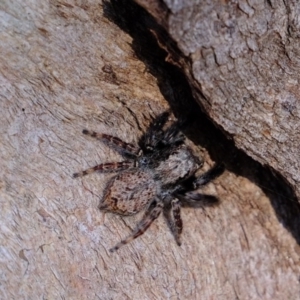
102,0,300,244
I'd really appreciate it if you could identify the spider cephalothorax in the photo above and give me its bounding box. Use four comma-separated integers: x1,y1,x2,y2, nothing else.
73,112,224,252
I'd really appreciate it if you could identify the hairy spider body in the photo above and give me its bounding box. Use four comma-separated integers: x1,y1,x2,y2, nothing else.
73,112,224,252
100,169,158,215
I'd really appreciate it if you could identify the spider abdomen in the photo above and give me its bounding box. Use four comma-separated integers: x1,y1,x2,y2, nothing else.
99,169,158,215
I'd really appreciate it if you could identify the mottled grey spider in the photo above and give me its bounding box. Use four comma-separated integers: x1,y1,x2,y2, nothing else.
73,112,224,252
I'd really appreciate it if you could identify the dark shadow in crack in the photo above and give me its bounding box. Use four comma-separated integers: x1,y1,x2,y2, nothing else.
102,0,300,243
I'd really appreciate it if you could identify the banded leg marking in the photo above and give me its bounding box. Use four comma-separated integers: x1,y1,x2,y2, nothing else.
110,200,163,252
73,161,134,178
171,198,182,246
82,129,140,155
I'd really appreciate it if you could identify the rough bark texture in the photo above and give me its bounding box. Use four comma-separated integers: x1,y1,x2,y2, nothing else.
1,0,300,299
136,0,300,200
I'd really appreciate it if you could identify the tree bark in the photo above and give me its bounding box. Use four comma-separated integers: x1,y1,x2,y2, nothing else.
1,0,300,299
137,0,300,200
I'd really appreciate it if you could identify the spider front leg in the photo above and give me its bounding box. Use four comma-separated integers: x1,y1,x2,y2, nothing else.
109,198,163,252
179,192,220,207
82,129,140,157
194,163,225,188
73,161,135,178
177,164,225,207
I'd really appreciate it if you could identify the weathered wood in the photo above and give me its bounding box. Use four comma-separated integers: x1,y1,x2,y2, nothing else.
137,0,300,200
1,0,300,299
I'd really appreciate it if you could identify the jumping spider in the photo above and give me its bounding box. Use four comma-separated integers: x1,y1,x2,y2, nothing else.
73,112,224,252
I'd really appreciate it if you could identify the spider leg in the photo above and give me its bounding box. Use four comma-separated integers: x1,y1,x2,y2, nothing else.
178,192,219,207
82,129,140,157
193,163,225,188
164,198,182,246
109,198,163,252
171,198,183,245
175,164,225,207
73,161,135,178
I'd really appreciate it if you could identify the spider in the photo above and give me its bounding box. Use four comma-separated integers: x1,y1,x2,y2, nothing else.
73,112,224,252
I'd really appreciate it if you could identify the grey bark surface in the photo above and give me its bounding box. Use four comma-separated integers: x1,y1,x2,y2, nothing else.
137,0,300,200
1,0,300,299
